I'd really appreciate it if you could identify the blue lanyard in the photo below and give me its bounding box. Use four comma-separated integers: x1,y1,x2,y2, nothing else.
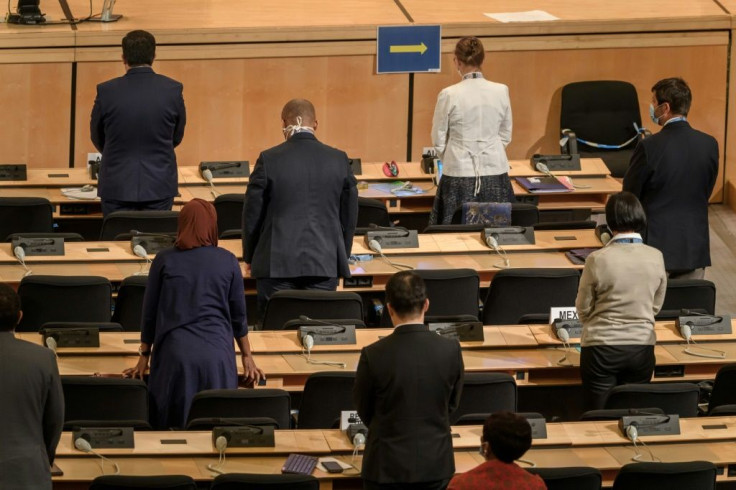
665,116,687,125
611,238,642,244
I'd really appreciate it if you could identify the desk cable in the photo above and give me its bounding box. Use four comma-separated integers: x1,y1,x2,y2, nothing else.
681,324,726,359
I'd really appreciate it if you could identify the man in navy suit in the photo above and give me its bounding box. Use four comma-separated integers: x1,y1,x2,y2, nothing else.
91,30,186,216
623,78,718,279
243,99,358,309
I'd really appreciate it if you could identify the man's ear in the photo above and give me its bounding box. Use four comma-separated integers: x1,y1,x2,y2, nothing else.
422,298,430,314
17,310,23,327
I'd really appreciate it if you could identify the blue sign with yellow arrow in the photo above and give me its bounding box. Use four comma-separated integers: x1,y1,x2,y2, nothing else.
376,25,441,74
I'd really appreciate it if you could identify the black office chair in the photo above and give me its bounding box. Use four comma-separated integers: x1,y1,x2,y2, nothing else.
527,467,602,490
482,269,580,325
61,376,150,430
298,372,356,429
706,364,736,414
579,407,665,421
656,279,716,320
533,220,597,231
381,269,480,327
89,475,197,490
450,203,539,226
17,275,112,332
214,194,245,237
0,197,54,241
186,389,291,430
260,290,363,330
603,383,700,418
451,373,517,425
560,80,646,178
185,416,280,431
99,211,179,240
612,461,716,490
212,473,319,490
6,232,85,242
112,275,148,331
42,321,123,332
357,197,391,230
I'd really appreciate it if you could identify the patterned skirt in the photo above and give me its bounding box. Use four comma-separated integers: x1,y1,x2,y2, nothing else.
429,173,515,225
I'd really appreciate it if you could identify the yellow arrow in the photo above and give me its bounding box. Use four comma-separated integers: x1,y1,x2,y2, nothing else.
390,42,427,55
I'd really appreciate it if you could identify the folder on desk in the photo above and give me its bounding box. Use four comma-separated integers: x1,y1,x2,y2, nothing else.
516,176,573,194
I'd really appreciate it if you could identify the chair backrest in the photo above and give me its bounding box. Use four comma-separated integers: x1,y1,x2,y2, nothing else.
99,211,179,240
42,321,122,332
451,372,517,424
527,467,602,490
90,475,198,490
213,194,245,237
579,407,665,421
656,279,716,319
298,372,356,429
612,461,716,490
6,232,85,242
380,268,480,327
604,383,700,418
220,229,243,239
533,220,597,231
261,290,363,330
111,275,149,331
560,80,642,152
17,275,112,332
707,364,736,413
357,197,391,228
451,203,539,226
0,197,54,241
482,269,580,325
212,473,319,490
186,389,291,430
61,376,149,430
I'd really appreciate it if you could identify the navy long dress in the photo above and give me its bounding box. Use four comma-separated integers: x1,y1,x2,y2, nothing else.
141,245,247,429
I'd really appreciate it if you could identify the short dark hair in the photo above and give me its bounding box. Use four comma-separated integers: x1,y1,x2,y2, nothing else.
482,411,532,463
122,30,156,66
385,271,427,317
652,77,691,116
0,283,21,331
605,191,647,233
454,37,484,67
281,98,316,126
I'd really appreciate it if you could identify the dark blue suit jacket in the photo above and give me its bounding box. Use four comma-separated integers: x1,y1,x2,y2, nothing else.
623,120,718,271
242,132,358,279
91,66,186,202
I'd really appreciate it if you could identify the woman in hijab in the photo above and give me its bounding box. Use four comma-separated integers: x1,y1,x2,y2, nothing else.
123,198,263,429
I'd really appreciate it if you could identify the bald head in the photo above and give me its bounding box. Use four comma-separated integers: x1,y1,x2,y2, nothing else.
281,99,316,126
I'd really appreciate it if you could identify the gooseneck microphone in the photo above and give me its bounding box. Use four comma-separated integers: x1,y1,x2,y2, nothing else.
74,437,120,475
207,435,228,475
202,168,220,198
13,246,32,277
553,324,573,367
679,318,726,359
297,316,346,368
132,244,151,276
485,235,510,269
367,239,413,271
536,161,589,189
45,336,58,357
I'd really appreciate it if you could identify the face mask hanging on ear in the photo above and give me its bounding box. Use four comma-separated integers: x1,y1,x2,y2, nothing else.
282,116,315,139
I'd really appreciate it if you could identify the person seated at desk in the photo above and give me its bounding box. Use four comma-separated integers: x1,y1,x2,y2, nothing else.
124,198,263,429
576,192,667,410
447,412,545,490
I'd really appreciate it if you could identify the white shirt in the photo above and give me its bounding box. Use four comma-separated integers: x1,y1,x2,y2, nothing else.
431,76,512,178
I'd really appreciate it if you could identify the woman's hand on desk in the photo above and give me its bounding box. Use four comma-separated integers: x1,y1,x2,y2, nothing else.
242,354,265,386
123,355,149,379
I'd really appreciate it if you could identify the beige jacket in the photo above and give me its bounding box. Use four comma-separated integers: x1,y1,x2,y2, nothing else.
576,238,667,347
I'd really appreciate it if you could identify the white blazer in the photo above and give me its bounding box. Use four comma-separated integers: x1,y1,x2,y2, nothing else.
431,77,512,181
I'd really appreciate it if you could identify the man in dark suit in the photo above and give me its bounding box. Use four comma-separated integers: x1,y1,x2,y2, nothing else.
243,98,358,309
0,283,64,489
354,271,464,490
623,77,718,279
91,30,186,216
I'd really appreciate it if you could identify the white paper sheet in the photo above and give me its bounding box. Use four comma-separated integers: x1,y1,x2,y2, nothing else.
484,10,559,23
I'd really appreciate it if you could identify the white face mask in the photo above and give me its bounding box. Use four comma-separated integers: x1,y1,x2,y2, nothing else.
282,116,314,139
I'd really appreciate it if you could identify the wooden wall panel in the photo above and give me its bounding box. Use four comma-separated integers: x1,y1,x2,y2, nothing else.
74,56,408,168
0,63,71,168
412,44,728,200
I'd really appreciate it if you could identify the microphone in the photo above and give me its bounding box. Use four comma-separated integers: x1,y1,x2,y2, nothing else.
13,246,32,277
207,435,229,475
302,333,315,354
45,336,58,356
367,239,382,254
132,244,151,276
74,437,120,475
680,318,726,359
680,323,692,342
626,423,638,442
555,325,570,343
484,235,510,269
367,239,413,271
202,168,220,198
535,161,553,177
298,323,345,368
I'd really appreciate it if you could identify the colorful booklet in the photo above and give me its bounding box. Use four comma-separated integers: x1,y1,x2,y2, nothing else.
516,175,573,193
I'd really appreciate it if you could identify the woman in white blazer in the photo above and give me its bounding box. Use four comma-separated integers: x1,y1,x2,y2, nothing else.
430,37,514,225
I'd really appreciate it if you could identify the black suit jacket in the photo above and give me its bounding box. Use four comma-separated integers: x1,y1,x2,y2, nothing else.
353,323,464,484
0,332,64,489
623,121,718,271
242,132,358,278
91,66,186,202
